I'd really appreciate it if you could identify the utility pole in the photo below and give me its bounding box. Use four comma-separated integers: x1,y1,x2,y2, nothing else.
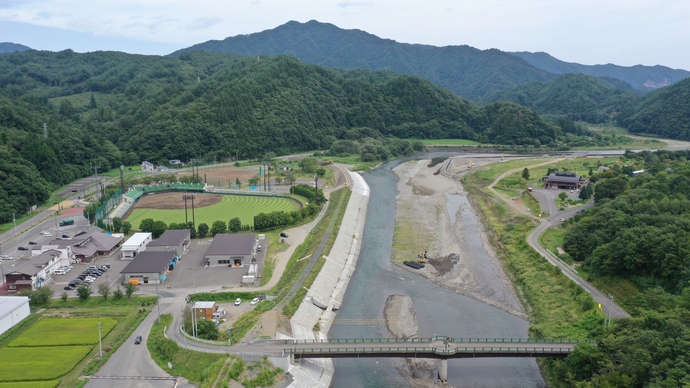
190,195,196,229
155,280,161,324
183,195,189,225
98,322,103,358
12,213,17,239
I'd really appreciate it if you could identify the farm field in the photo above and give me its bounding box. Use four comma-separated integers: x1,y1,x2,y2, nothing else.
126,192,300,228
0,317,112,384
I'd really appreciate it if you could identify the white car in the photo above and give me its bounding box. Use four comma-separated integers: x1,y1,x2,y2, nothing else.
250,297,260,305
234,298,241,306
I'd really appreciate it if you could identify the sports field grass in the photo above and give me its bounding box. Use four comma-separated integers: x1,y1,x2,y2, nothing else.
0,346,92,382
126,195,299,228
9,317,116,347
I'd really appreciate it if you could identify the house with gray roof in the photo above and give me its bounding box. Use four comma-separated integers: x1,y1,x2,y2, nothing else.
5,250,61,293
543,172,586,190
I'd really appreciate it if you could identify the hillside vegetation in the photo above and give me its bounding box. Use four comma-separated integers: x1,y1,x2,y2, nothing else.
617,77,690,140
482,73,641,123
550,150,690,386
1,49,598,223
172,20,556,100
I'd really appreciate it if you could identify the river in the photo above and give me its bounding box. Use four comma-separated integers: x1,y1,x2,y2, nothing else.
329,153,544,387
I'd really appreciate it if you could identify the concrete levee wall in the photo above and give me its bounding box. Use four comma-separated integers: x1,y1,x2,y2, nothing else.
287,171,370,388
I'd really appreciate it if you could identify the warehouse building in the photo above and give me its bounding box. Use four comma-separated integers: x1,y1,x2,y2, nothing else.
204,234,257,267
146,229,190,258
0,296,30,336
121,233,152,260
119,251,175,285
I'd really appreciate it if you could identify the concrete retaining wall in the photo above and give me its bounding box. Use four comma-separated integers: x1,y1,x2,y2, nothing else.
286,171,370,388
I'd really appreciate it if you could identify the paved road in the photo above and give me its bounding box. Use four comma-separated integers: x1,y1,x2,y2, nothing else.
488,161,630,320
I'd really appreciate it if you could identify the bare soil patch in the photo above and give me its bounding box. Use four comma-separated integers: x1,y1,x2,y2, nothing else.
132,192,223,210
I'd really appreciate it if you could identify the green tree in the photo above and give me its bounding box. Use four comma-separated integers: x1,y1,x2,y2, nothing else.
249,175,260,186
61,292,68,302
210,220,227,236
197,223,209,238
122,221,132,235
139,218,155,233
151,220,167,238
316,167,326,178
113,287,124,301
229,217,242,233
558,192,568,201
235,177,242,189
522,167,530,180
196,319,220,340
299,157,318,173
124,282,138,299
98,283,111,299
112,217,123,233
77,285,92,300
187,221,197,238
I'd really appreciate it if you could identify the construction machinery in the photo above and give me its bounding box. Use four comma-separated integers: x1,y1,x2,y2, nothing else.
418,249,428,263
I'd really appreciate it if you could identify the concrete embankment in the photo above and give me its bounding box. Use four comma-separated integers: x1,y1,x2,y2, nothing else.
282,171,370,388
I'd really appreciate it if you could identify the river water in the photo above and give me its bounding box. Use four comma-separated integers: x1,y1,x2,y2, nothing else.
329,153,544,387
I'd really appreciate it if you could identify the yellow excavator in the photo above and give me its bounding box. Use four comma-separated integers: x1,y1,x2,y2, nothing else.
419,249,428,263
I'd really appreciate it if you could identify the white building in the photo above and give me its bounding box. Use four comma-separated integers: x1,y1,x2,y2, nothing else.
0,296,30,336
121,233,153,260
141,161,155,172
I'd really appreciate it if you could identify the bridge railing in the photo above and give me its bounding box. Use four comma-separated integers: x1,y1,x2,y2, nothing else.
286,337,596,345
285,346,577,356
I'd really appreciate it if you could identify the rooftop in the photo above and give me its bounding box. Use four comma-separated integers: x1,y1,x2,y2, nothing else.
148,229,190,248
123,233,152,248
120,251,175,274
205,234,256,256
0,296,29,320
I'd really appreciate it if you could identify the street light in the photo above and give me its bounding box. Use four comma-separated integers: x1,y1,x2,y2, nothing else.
155,280,161,324
606,294,614,327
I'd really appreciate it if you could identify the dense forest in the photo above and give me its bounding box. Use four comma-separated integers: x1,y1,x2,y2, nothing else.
481,74,641,123
0,49,598,223
553,150,690,386
617,77,690,140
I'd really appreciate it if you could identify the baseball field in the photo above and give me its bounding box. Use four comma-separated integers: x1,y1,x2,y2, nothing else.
125,192,300,229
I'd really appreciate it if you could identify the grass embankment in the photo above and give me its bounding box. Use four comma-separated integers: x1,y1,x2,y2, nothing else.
464,159,603,339
419,139,481,146
148,315,283,388
0,296,155,387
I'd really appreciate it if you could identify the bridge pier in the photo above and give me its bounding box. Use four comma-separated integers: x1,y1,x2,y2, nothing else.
438,359,448,383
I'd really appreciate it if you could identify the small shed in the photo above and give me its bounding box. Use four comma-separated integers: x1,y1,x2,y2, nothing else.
192,301,218,320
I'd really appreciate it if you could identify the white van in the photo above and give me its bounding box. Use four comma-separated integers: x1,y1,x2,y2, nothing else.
54,269,66,275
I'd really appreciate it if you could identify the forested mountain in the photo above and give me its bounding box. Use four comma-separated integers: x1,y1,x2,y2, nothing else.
482,73,641,123
0,42,31,54
171,20,556,100
617,77,690,140
0,49,581,222
511,51,690,91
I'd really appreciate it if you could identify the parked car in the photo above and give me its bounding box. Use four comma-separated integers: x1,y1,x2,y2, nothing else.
18,246,28,251
257,245,262,251
134,336,142,345
250,297,260,305
61,234,69,238
63,285,74,290
559,218,564,222
234,298,241,306
28,241,37,245
280,232,289,238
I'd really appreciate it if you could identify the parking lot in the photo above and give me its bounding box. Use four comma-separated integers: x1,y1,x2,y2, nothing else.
48,236,268,296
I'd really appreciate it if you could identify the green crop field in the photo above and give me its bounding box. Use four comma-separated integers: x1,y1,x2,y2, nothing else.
9,318,116,347
126,195,299,228
0,381,59,388
0,346,91,382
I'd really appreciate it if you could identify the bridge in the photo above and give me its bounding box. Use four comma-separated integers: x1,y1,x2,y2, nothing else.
241,336,594,382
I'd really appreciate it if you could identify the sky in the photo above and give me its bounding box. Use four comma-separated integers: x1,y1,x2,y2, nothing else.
1,0,689,70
